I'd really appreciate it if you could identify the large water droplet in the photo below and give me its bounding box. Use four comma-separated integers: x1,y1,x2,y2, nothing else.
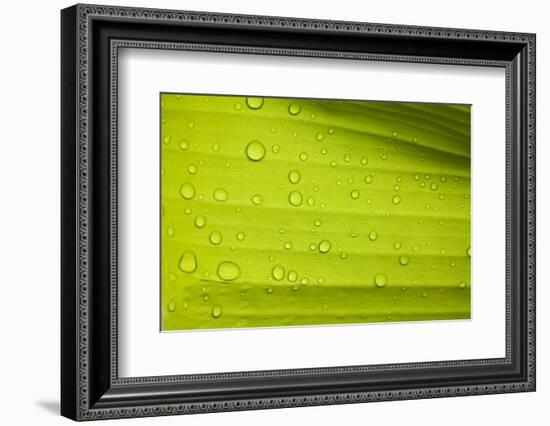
318,239,331,253
211,304,223,318
179,183,195,200
288,190,303,206
217,261,241,281
213,188,229,201
272,265,285,281
374,273,387,288
246,97,264,109
194,215,206,228
178,251,197,273
288,102,301,115
209,231,222,245
246,140,266,161
288,170,301,184
251,194,264,205
179,139,189,150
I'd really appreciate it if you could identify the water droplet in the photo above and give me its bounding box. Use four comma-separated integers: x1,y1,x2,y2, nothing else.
212,143,220,152
178,251,197,273
430,182,439,191
251,194,264,205
300,277,309,285
288,102,301,115
392,195,401,205
288,270,298,282
168,300,176,312
246,140,266,161
467,246,471,257
422,291,428,298
360,157,368,166
266,287,274,294
272,144,280,154
163,134,171,145
194,215,206,228
209,231,222,245
365,176,373,184
392,131,398,137
316,132,325,141
236,232,245,241
184,207,192,215
340,252,348,260
459,281,467,289
272,265,285,281
306,196,316,206
288,190,303,206
179,183,195,200
288,170,301,184
246,97,264,109
330,161,337,168
350,189,360,199
217,261,241,281
187,163,198,175
318,239,331,253
369,231,378,241
213,188,229,202
167,226,175,238
284,241,293,250
211,304,223,318
381,154,388,160
327,128,335,135
350,229,358,238
374,273,387,288
399,255,409,265
187,121,195,129
314,219,322,227
299,152,308,161
343,153,351,162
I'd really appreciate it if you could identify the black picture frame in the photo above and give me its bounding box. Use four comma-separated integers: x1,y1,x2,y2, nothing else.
61,4,536,421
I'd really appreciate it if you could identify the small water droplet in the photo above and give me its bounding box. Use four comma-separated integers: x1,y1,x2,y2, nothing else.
184,207,192,215
236,232,245,241
392,131,398,137
314,219,321,227
187,163,198,175
300,277,309,285
318,239,331,253
364,175,373,184
299,152,308,161
351,189,360,200
316,132,325,141
381,154,388,160
330,161,337,168
163,134,171,145
217,261,241,281
350,229,358,238
288,270,298,282
251,194,264,205
246,140,266,161
272,265,285,281
167,226,175,238
168,300,176,312
340,252,348,259
288,170,301,184
422,291,428,298
430,182,439,191
392,195,401,205
284,241,293,250
306,196,315,206
211,304,223,318
209,231,222,245
266,287,274,294
234,102,243,110
178,251,197,273
288,102,301,115
187,121,195,129
194,215,206,228
179,183,196,200
246,97,264,109
272,144,280,154
399,255,409,265
467,246,471,257
360,157,368,166
369,231,378,241
343,153,351,162
212,143,220,152
213,188,229,202
459,281,467,289
288,190,303,206
374,273,387,288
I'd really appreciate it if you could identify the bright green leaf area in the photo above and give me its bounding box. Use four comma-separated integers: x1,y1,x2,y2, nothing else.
161,93,471,331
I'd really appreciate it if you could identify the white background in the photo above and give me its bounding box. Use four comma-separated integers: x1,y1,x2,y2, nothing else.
119,49,505,377
0,0,547,425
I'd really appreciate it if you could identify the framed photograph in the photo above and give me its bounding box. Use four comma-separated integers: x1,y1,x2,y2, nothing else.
61,4,536,421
